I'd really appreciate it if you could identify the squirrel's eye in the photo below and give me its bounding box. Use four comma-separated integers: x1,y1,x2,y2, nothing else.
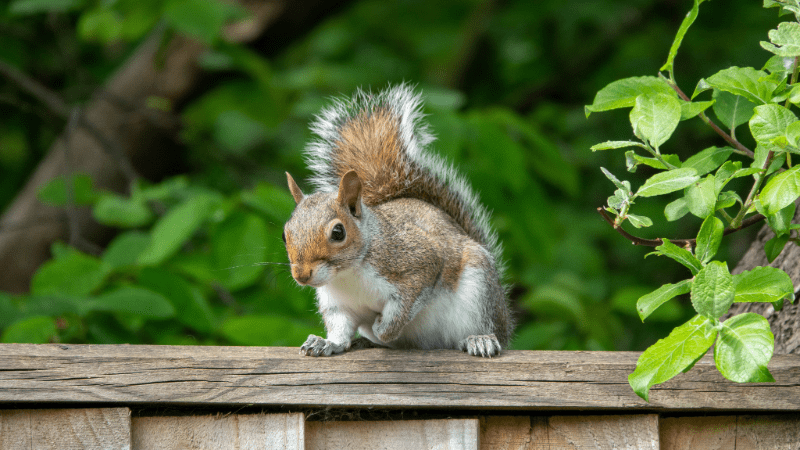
281,231,286,243
330,223,346,242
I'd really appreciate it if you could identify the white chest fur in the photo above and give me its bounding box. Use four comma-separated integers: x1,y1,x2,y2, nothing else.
315,265,394,326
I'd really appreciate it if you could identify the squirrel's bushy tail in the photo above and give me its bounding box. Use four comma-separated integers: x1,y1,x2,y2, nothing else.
305,84,503,270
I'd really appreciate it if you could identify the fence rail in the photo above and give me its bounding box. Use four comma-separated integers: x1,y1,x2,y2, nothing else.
1,344,799,449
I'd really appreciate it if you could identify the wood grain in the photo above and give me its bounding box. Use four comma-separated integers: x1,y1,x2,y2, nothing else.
306,419,478,450
660,415,800,450
1,344,799,411
480,415,658,450
0,407,131,450
131,413,304,450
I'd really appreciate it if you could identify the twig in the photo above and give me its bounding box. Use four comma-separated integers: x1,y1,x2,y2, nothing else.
659,73,755,159
597,207,766,247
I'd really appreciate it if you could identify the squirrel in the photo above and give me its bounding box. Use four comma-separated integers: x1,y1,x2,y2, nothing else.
283,84,512,357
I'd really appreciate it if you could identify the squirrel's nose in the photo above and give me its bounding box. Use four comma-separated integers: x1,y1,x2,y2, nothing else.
293,268,312,285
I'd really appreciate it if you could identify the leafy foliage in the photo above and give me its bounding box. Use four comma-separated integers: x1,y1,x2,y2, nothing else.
589,0,799,400
0,0,785,380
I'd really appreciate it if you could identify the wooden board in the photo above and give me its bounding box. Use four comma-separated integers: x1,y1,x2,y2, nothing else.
0,407,130,450
660,415,800,450
306,419,478,450
1,344,799,411
132,413,304,450
480,415,658,450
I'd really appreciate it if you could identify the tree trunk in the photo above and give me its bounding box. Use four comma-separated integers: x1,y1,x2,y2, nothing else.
727,205,800,355
0,0,352,293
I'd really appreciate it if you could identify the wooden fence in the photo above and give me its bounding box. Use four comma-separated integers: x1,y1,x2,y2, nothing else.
1,344,798,449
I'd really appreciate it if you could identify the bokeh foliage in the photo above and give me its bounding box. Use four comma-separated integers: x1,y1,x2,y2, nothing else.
0,0,775,350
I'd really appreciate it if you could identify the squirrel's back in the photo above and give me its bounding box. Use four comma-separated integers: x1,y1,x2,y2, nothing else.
306,85,503,271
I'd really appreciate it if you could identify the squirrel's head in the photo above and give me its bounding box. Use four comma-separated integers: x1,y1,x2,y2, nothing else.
283,170,365,287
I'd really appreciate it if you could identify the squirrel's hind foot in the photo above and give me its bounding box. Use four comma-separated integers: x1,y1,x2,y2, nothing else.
459,334,501,358
300,335,348,357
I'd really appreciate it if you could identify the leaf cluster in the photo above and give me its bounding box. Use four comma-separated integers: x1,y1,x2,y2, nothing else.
587,0,800,401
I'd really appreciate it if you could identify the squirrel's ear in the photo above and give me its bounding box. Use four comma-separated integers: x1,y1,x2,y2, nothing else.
337,170,362,217
286,172,305,204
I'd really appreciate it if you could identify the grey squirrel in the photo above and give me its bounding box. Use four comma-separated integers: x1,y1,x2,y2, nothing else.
283,85,512,357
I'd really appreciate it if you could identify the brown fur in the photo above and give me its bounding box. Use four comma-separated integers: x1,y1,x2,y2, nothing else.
330,108,486,249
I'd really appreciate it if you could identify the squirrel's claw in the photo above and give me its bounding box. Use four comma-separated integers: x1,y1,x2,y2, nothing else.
460,334,501,358
300,334,347,357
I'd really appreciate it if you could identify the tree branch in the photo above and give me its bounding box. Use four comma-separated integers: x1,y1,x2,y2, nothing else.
659,73,755,159
597,207,766,248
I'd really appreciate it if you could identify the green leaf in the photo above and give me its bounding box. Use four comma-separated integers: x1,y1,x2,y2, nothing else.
626,152,681,172
766,202,796,236
162,0,248,44
637,279,692,321
103,231,150,269
696,216,724,263
636,168,699,198
627,214,652,228
585,76,675,116
733,266,795,304
785,120,800,147
705,67,777,104
1,316,57,343
660,0,705,73
761,22,800,57
763,55,794,79
628,315,716,401
214,110,268,154
212,211,268,291
664,198,689,221
600,167,632,194
137,193,222,266
629,94,682,149
715,313,775,383
680,100,714,120
591,140,644,151
138,269,214,332
37,173,96,206
31,250,111,297
714,161,743,193
684,175,716,219
758,165,800,215
8,0,82,15
652,239,703,275
85,286,175,319
683,146,734,176
221,315,322,346
712,90,756,131
692,78,712,99
241,182,300,221
749,104,798,149
765,234,790,263
715,191,741,211
93,193,154,227
691,261,734,320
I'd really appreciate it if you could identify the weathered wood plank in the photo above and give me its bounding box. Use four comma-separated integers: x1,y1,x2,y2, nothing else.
306,419,478,450
659,416,736,449
1,344,799,411
131,413,304,450
480,415,658,449
660,415,800,449
0,407,131,450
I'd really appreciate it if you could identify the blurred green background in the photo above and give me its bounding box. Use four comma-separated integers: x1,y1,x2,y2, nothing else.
0,0,775,349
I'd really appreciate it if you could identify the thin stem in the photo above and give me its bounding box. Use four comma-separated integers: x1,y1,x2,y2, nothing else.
732,150,774,228
659,73,755,159
641,141,679,169
598,207,766,248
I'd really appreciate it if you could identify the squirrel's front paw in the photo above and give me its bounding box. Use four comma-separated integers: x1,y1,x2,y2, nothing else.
300,335,347,357
459,334,501,358
371,314,397,343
